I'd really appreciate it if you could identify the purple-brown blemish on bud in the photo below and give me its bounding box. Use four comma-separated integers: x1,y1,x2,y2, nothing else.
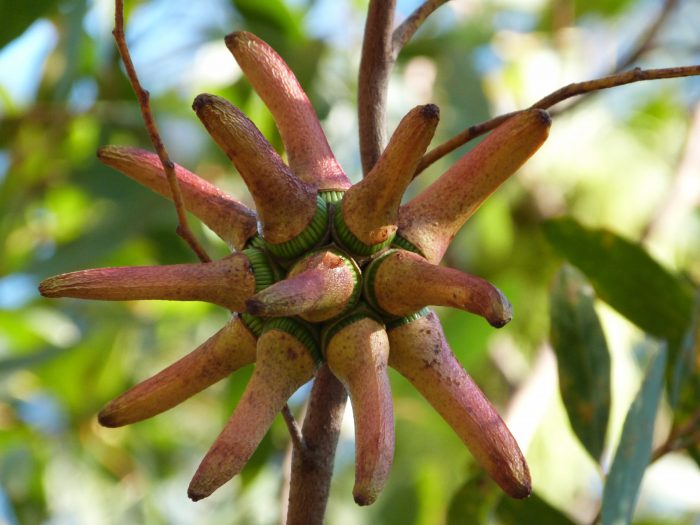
324,316,394,506
341,104,439,246
398,109,551,264
246,250,360,322
188,326,317,501
98,316,257,427
387,311,531,499
226,31,351,191
38,253,256,312
367,249,512,327
96,145,257,250
192,93,318,244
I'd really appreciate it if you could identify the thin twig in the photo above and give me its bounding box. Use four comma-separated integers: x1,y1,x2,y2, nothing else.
617,0,678,71
554,0,679,117
113,0,210,262
358,0,397,174
286,366,348,525
391,0,450,61
282,404,306,455
416,65,700,175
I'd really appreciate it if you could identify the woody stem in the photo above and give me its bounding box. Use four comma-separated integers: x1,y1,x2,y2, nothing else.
113,0,210,262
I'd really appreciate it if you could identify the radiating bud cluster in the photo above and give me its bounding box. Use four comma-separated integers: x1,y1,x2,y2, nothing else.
39,30,550,505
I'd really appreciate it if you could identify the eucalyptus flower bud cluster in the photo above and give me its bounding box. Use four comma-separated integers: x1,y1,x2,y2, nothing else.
40,31,550,505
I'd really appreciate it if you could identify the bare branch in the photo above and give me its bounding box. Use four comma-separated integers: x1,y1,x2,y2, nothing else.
391,0,450,61
113,0,210,262
618,0,679,71
358,0,397,174
417,65,700,175
286,365,348,525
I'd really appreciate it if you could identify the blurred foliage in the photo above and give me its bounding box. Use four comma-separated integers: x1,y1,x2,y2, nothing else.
1,0,700,524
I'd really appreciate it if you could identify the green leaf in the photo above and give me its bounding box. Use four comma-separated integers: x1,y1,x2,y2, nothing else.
601,344,667,525
542,218,694,346
232,0,304,41
496,492,577,525
669,289,700,407
550,265,611,461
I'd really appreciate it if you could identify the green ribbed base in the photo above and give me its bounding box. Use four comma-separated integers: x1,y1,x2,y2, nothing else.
332,200,394,256
263,317,322,364
265,195,329,259
242,248,282,292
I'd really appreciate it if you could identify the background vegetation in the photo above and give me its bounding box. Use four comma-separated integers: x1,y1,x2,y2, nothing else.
1,0,699,523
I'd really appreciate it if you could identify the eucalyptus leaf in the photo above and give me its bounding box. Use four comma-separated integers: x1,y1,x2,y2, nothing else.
550,265,611,461
543,218,694,347
601,344,667,525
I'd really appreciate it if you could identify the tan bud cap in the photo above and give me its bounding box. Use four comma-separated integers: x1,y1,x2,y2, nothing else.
226,31,350,191
247,250,360,323
192,93,318,244
388,311,531,499
98,316,257,427
97,145,257,250
38,253,256,312
324,316,394,505
188,326,317,501
342,104,439,246
368,249,512,327
399,109,551,264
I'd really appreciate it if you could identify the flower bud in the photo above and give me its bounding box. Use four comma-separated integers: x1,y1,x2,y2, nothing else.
246,249,361,322
188,318,319,501
98,315,257,427
398,109,551,263
225,31,351,191
97,145,257,250
364,249,512,327
387,310,531,499
192,93,319,248
323,313,394,505
39,253,257,312
335,104,439,255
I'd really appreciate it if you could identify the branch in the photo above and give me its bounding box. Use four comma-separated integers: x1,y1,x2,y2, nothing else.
391,0,450,61
286,365,348,525
113,0,210,262
358,0,397,174
282,404,306,455
417,65,700,175
617,0,678,71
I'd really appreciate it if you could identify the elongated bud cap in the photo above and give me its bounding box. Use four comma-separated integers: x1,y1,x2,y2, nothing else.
364,249,512,327
188,318,319,501
192,93,318,245
335,104,439,255
98,315,257,427
97,145,257,250
246,249,361,323
323,313,394,505
39,253,256,312
388,311,531,499
226,31,351,191
399,109,551,263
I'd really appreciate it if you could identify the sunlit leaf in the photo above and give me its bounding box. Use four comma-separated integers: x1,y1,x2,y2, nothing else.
601,344,667,525
543,218,694,346
550,265,611,461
